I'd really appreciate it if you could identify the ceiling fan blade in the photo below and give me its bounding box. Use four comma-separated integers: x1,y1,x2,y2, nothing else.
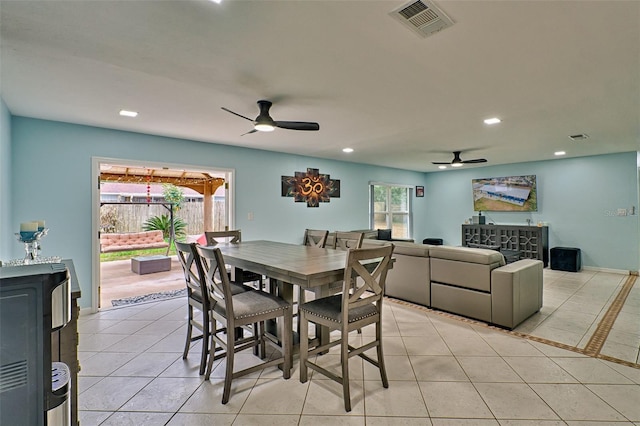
431,161,451,165
240,129,258,136
462,159,487,164
275,121,320,131
221,107,254,122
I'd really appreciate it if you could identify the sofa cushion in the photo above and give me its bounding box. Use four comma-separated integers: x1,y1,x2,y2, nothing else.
384,251,431,306
349,229,379,240
429,246,505,266
431,282,492,323
361,239,430,257
100,230,169,253
431,258,499,292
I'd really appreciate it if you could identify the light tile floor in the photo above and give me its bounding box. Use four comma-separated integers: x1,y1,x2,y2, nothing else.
79,269,640,425
515,269,640,365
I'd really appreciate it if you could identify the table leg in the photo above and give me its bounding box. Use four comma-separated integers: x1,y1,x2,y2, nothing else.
267,279,328,352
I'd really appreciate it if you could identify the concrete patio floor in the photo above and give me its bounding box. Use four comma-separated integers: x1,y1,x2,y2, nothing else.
99,256,184,308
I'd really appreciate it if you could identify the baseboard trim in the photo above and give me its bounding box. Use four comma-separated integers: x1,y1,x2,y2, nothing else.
581,266,634,275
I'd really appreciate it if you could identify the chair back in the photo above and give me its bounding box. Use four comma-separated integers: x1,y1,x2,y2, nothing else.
205,230,241,245
341,245,394,317
303,229,329,248
175,240,209,308
333,231,364,251
195,245,235,316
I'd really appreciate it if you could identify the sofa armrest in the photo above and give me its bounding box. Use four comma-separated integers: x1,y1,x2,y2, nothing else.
491,259,543,329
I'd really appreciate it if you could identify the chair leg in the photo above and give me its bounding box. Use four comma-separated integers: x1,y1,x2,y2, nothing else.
204,324,216,380
182,306,193,360
341,328,352,412
376,321,388,388
299,311,309,383
199,313,209,375
222,327,235,404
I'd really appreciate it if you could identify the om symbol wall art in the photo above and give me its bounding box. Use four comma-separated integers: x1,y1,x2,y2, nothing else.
281,168,341,207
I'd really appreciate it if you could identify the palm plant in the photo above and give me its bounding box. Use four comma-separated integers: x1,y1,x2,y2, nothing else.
143,215,187,240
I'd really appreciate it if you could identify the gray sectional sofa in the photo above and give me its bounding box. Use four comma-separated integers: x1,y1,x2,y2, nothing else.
360,238,543,329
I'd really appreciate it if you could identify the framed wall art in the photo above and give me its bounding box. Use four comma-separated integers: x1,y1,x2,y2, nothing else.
281,168,340,207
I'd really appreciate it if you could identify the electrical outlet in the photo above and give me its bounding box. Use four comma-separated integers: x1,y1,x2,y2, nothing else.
617,208,627,216
248,212,254,221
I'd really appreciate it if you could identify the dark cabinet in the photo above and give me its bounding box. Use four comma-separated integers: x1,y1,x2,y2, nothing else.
462,224,549,267
51,260,81,426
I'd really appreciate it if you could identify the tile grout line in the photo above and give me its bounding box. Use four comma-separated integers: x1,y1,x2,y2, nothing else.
385,290,640,370
583,274,637,357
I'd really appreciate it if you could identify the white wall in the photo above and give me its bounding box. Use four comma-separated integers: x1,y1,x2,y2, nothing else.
9,117,427,308
424,152,639,272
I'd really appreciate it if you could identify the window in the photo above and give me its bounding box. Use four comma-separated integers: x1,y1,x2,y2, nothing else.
370,183,412,239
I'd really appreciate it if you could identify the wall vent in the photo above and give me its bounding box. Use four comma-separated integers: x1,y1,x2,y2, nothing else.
568,133,589,141
389,0,454,38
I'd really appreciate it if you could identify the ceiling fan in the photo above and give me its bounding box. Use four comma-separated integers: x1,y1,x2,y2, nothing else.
221,100,320,135
432,151,487,167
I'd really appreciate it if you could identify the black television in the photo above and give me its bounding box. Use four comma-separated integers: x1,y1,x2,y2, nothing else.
472,175,537,212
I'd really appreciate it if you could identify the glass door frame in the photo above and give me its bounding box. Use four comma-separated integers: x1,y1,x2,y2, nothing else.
91,156,235,312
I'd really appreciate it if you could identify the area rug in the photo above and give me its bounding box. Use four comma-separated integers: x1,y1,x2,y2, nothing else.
111,288,186,306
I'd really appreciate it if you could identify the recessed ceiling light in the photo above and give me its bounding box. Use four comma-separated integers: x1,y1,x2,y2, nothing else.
438,165,447,169
554,151,566,156
342,148,354,153
119,110,138,117
209,0,222,3
484,117,501,125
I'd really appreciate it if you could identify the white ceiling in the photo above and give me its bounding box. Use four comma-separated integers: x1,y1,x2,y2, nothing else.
1,0,638,172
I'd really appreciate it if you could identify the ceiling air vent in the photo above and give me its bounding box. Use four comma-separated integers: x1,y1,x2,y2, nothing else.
389,0,454,38
568,133,589,141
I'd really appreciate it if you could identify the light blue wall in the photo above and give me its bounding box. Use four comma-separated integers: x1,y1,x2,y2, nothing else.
9,117,427,308
424,152,639,271
7,115,639,308
0,98,11,259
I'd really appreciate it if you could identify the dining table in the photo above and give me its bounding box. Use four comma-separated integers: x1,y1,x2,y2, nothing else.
215,240,353,348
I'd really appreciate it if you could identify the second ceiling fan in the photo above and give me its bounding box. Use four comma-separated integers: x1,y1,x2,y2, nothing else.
222,100,320,135
432,151,487,167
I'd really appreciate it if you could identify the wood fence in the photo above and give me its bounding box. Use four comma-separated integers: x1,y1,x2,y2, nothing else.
100,201,225,235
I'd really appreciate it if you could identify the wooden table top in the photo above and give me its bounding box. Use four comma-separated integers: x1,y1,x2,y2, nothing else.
215,240,348,289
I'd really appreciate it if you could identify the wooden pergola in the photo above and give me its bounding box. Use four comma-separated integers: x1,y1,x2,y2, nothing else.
100,165,225,231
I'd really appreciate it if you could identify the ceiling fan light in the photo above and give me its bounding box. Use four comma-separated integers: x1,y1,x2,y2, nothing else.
254,123,275,132
451,162,464,167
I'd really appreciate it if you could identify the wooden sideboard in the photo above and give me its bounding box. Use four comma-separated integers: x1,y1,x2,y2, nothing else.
51,259,81,426
462,224,549,267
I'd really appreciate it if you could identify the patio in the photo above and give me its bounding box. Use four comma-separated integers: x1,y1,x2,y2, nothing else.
100,256,184,308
